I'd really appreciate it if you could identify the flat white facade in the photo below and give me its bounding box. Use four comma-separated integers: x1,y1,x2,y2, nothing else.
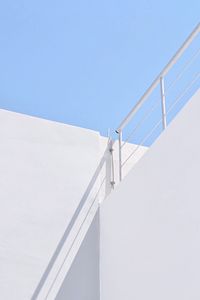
101,89,200,300
0,108,146,299
0,109,101,299
1,89,200,300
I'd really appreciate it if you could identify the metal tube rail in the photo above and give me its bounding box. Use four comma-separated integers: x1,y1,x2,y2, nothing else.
118,131,122,181
160,76,167,130
166,47,200,93
116,22,200,133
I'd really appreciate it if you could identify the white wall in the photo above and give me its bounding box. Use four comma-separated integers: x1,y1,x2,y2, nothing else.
56,212,100,300
0,108,147,299
0,110,102,300
100,89,200,300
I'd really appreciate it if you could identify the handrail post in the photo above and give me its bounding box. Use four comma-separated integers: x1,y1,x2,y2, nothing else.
160,76,167,130
118,130,122,181
116,23,200,134
109,139,115,189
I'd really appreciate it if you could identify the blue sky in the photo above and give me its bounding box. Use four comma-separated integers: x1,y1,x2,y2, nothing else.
0,0,199,138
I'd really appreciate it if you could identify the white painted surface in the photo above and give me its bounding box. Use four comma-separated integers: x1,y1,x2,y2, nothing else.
32,136,147,299
0,109,147,299
99,137,147,187
35,173,100,300
0,110,101,300
100,89,200,300
56,212,100,300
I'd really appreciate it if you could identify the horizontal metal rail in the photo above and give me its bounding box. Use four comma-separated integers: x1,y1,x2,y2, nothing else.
121,72,200,169
167,72,200,115
166,47,200,93
116,22,200,133
116,22,200,181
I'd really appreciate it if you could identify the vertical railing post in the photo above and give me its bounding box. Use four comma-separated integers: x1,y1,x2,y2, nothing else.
118,130,122,181
109,139,115,189
160,76,167,130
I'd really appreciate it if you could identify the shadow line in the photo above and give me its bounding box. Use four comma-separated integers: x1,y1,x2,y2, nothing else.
31,144,110,299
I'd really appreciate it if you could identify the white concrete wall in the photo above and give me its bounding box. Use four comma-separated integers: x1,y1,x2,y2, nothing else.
56,212,100,300
0,110,102,300
0,108,147,299
100,89,200,300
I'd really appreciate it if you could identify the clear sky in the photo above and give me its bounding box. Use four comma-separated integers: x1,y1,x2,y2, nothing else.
0,0,199,138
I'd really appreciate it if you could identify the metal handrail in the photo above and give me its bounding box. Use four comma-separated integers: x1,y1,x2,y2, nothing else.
116,23,200,133
121,55,200,149
121,98,160,148
116,22,200,181
166,47,200,93
121,72,200,169
167,72,200,115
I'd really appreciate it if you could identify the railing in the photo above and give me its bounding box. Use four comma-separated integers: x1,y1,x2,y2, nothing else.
116,23,200,181
31,23,200,298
